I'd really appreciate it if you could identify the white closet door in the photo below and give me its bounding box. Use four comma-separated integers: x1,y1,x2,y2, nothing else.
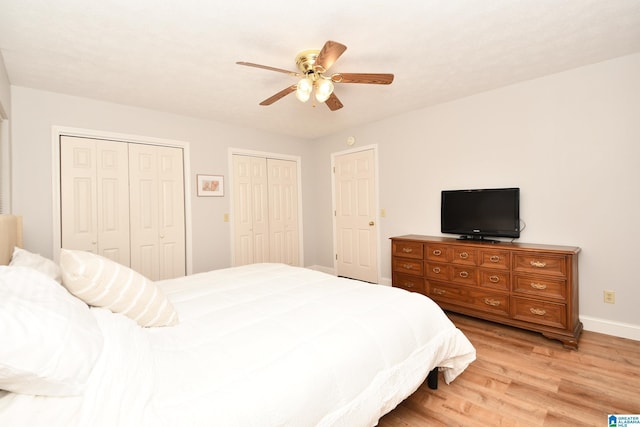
60,136,130,265
129,144,185,280
232,155,269,265
267,158,299,265
157,146,186,279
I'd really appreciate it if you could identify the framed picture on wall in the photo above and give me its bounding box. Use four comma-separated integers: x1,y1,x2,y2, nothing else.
197,174,224,197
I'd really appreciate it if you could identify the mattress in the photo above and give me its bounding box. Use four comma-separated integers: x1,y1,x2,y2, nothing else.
0,263,476,426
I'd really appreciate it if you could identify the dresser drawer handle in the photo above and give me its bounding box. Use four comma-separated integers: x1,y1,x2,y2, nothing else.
489,275,500,283
433,288,446,295
529,307,547,316
402,263,414,270
489,255,500,263
402,247,414,253
459,271,469,278
530,282,547,290
432,267,441,274
530,260,547,268
483,298,501,307
459,252,469,259
432,249,442,256
403,282,415,288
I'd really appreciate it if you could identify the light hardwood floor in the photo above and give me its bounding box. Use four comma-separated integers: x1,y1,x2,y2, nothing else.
378,313,640,426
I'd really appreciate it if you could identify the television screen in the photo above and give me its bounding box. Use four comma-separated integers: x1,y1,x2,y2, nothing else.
441,188,520,240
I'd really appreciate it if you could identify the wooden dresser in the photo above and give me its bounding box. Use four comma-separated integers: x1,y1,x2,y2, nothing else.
391,235,582,349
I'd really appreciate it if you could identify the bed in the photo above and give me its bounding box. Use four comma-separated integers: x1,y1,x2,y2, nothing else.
0,214,476,426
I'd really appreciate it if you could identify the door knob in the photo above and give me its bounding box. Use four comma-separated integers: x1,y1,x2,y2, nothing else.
369,221,375,226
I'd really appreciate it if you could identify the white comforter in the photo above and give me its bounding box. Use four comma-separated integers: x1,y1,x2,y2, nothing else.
0,263,475,426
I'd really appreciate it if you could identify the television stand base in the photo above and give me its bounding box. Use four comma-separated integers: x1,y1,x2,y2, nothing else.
457,235,499,243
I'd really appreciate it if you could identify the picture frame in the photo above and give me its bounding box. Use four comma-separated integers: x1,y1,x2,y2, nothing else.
197,174,224,197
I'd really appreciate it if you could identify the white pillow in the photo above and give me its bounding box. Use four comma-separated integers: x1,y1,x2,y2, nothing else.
59,249,179,327
9,246,62,283
0,266,103,396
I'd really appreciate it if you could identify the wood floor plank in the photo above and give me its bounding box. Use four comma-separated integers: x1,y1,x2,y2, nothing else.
378,313,640,427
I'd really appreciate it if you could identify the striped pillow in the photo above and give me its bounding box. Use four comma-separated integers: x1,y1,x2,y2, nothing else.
59,249,179,327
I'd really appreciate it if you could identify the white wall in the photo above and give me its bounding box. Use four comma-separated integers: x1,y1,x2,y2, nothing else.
10,86,313,273
310,53,640,337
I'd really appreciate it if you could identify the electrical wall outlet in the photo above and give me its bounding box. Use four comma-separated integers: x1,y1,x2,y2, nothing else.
604,290,615,304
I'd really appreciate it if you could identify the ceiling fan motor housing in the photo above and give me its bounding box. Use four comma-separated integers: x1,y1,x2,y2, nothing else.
295,50,323,75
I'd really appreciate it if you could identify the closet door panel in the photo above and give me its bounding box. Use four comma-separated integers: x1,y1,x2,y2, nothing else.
232,155,253,265
250,158,270,261
129,144,160,280
157,146,185,280
61,137,98,253
96,141,130,264
267,158,299,265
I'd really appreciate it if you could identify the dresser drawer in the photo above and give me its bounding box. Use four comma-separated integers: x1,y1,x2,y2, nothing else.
513,253,567,277
451,265,477,286
479,249,510,270
393,272,424,293
513,275,566,300
425,243,451,262
425,262,451,280
392,258,423,276
427,281,510,317
392,241,423,259
451,247,477,265
512,297,566,329
479,269,510,291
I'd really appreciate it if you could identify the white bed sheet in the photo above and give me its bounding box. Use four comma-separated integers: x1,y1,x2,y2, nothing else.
0,263,475,427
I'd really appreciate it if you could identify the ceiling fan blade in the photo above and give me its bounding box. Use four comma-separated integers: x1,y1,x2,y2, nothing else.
315,40,347,72
259,85,297,106
325,92,344,111
236,61,298,76
333,73,394,85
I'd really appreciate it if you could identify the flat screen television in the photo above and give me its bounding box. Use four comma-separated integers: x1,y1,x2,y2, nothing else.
441,187,520,241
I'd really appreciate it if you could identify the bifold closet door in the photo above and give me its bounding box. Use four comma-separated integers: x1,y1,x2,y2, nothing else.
232,154,299,266
232,155,270,265
129,144,186,280
60,136,130,265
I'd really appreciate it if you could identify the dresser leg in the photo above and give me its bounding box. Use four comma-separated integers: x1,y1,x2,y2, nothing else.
542,322,582,350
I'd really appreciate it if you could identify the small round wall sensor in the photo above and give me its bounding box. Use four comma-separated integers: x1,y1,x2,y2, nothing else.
346,136,356,146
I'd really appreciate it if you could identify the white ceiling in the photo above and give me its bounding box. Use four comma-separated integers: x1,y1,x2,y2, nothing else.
1,0,639,139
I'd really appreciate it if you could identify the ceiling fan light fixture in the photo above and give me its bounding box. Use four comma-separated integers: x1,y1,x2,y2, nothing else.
295,77,313,102
314,78,334,103
237,40,393,111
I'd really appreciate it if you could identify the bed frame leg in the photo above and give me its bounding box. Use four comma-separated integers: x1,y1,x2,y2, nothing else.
427,367,438,390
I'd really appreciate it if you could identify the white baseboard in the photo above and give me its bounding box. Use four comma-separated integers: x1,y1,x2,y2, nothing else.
378,277,392,286
580,315,640,341
305,266,393,287
306,264,336,275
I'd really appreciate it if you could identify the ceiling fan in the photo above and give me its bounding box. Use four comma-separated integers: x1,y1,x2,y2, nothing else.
236,40,394,111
